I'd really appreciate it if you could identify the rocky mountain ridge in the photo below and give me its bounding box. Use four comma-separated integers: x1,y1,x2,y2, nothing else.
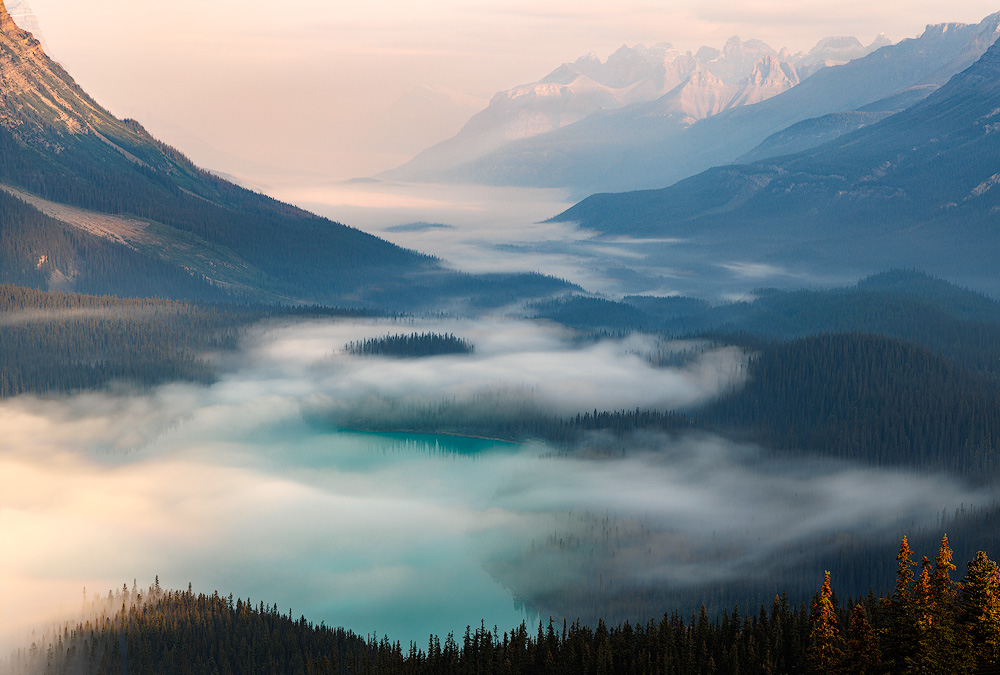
385,14,1000,197
381,34,885,185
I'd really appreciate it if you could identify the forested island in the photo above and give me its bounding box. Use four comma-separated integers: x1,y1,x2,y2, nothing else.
345,333,474,358
4,537,996,675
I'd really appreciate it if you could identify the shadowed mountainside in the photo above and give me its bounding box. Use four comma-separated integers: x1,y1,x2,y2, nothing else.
0,1,571,310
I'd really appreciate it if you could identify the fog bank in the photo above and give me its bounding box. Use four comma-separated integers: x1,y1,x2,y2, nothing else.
0,317,988,650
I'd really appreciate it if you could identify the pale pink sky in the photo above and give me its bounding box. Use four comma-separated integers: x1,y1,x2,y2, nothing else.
22,0,1000,179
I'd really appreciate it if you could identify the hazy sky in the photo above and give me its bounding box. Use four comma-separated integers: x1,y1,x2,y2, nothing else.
22,0,1000,179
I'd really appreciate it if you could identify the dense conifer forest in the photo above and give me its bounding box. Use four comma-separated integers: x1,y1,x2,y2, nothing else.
697,332,1000,479
5,538,998,675
0,284,366,396
0,190,231,301
532,271,1000,377
345,333,474,358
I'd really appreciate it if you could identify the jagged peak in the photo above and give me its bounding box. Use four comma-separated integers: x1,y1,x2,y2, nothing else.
0,0,36,44
573,52,601,67
685,62,725,85
540,63,582,85
695,45,721,62
747,54,798,83
867,33,892,50
722,35,743,53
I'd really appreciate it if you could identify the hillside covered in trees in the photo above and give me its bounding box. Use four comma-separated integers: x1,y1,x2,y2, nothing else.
0,284,366,396
4,537,998,675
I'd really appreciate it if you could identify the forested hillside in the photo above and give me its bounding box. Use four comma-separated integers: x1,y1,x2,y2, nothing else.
0,190,230,301
532,271,1000,375
698,333,1000,478
5,537,998,675
0,285,364,396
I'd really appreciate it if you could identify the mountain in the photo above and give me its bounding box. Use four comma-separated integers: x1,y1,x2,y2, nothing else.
551,34,1000,295
381,35,854,186
388,15,1000,197
0,1,569,310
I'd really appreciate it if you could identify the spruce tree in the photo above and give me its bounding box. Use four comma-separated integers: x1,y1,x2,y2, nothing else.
806,571,842,674
840,604,879,675
959,550,1000,674
885,536,917,672
926,535,964,674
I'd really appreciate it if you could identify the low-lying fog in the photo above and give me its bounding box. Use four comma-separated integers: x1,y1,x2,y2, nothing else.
0,318,987,650
254,178,858,298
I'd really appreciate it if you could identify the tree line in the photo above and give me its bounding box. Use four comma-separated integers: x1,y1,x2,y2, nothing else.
4,538,999,674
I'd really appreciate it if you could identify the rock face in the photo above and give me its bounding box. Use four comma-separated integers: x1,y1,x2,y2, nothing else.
0,0,145,153
4,0,45,50
790,34,889,78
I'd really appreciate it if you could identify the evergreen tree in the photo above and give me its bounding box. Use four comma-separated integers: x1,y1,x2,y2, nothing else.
959,551,1000,674
806,571,842,674
839,604,879,675
885,536,917,672
924,535,964,674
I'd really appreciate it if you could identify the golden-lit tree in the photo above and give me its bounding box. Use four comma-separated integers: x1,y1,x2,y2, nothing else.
807,571,842,674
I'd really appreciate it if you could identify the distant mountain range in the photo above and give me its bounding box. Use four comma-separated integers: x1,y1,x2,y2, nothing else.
385,14,1000,196
381,34,887,188
551,33,1000,295
0,1,570,310
383,35,872,183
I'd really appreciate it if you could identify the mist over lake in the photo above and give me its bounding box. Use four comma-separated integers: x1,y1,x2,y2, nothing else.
0,317,986,653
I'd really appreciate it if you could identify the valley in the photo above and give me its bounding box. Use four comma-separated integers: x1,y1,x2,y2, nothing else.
3,1,1000,673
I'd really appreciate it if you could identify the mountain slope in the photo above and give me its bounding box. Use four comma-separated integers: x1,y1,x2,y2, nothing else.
394,14,1000,196
552,35,1000,294
0,1,569,309
736,85,939,162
